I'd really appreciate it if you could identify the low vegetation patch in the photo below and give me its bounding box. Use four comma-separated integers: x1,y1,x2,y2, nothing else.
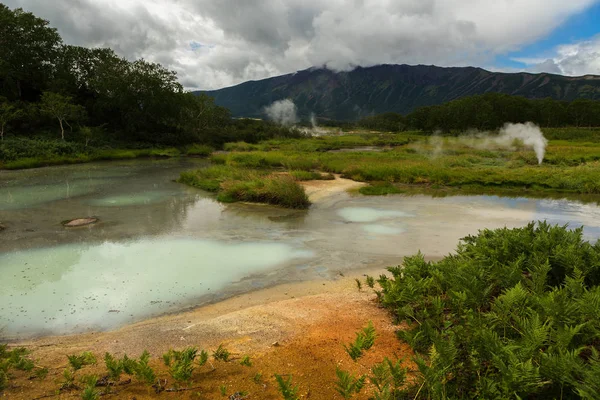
179,166,311,209
378,221,600,399
214,131,600,195
343,321,377,361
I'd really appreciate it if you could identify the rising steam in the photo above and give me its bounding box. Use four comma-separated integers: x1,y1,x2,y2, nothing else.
456,122,548,164
499,122,548,164
264,99,298,126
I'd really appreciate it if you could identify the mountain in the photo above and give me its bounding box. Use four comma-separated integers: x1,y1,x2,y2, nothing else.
199,64,600,121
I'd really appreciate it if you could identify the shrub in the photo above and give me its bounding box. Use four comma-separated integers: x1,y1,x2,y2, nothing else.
380,222,600,399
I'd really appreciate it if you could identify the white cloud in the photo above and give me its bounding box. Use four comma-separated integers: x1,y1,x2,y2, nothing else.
4,0,599,89
512,34,600,76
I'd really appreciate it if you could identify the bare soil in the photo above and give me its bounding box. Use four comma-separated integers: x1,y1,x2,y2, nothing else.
300,174,366,202
3,271,412,399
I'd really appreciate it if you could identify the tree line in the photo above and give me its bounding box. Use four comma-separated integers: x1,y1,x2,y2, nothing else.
0,5,299,149
356,93,600,133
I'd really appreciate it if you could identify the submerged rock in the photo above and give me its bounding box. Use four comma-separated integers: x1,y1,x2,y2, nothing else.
62,217,99,227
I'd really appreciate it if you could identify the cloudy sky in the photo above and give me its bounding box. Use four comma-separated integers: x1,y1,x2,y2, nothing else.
5,0,600,90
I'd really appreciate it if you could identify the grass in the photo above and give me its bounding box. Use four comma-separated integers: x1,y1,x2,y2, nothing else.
1,148,182,169
0,137,214,170
179,165,311,209
288,170,334,181
185,144,214,156
223,134,417,153
210,130,600,196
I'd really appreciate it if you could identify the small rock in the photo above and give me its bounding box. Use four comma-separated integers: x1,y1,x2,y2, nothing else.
62,217,99,227
271,341,280,347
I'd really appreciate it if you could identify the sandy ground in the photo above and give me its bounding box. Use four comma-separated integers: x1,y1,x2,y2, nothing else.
300,174,366,202
2,177,412,399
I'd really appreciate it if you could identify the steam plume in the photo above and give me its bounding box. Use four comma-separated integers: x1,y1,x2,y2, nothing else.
499,122,548,164
457,122,548,164
264,99,298,126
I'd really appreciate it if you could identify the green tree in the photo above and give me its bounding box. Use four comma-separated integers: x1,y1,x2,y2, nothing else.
39,92,86,140
0,5,61,100
0,98,22,140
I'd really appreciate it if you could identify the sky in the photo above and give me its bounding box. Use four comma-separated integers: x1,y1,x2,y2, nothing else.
4,0,600,90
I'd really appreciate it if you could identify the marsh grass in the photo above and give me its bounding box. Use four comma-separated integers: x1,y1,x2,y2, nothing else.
1,148,184,169
213,133,600,195
185,144,214,156
179,166,311,209
223,134,415,153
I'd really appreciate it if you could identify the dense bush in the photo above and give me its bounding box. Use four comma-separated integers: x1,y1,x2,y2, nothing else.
379,222,600,399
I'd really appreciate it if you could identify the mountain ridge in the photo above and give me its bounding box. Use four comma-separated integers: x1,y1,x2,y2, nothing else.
198,64,600,121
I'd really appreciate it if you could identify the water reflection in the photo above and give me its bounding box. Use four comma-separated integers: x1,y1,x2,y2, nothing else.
2,159,600,337
0,238,312,336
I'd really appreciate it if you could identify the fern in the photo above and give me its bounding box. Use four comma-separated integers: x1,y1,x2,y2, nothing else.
378,222,600,399
366,275,375,288
104,353,123,382
275,374,299,400
197,350,209,367
67,352,96,371
343,321,376,361
213,344,230,362
240,355,252,367
134,351,156,385
335,368,365,399
162,347,197,385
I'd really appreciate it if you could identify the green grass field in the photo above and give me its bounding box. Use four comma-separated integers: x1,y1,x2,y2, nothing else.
210,130,600,196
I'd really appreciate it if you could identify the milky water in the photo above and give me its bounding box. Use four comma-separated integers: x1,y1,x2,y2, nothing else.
2,159,600,338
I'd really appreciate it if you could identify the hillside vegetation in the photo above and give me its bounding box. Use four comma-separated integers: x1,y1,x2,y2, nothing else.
203,65,600,120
